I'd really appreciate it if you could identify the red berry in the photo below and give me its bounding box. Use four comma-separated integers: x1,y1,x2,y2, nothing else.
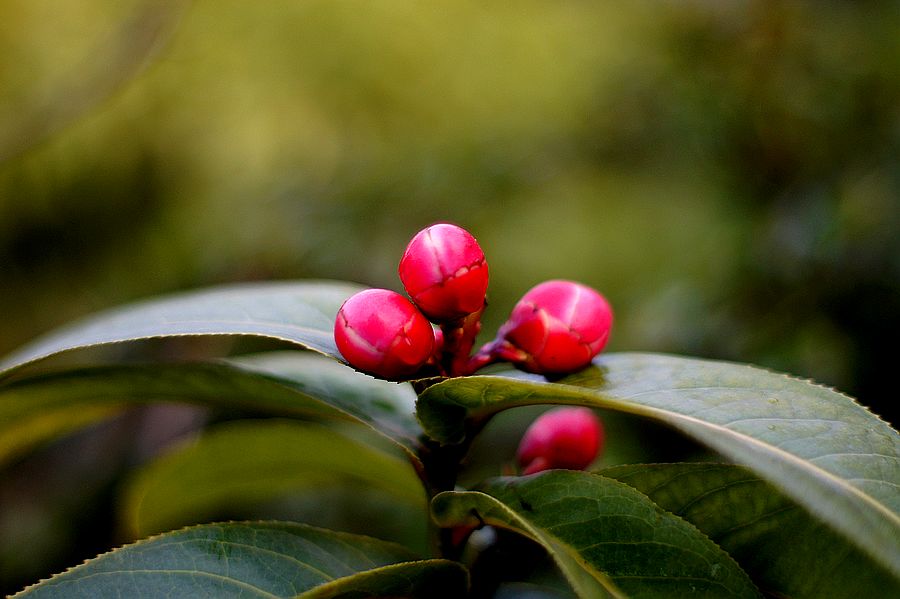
334,289,435,379
495,280,612,374
398,223,489,322
517,407,604,475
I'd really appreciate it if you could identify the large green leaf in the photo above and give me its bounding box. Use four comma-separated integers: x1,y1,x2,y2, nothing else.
13,521,468,598
0,353,421,467
299,560,469,598
418,352,900,577
432,471,761,598
122,419,426,538
229,351,420,447
0,281,362,379
602,462,900,598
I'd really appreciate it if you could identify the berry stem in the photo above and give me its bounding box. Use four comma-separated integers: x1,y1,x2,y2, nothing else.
459,338,530,375
439,303,485,376
459,348,497,376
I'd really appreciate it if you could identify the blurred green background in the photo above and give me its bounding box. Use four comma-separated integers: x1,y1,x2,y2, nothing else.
1,0,898,593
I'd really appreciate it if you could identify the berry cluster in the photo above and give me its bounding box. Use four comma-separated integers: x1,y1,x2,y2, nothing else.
334,223,613,381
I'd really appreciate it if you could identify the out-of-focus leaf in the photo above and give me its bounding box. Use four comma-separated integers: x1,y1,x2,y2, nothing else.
432,470,761,598
0,403,123,467
122,419,425,537
0,354,421,467
418,352,900,577
602,462,900,597
0,281,362,379
494,582,575,599
13,521,467,598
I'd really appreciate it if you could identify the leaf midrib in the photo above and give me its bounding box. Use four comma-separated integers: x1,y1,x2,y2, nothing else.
476,492,625,599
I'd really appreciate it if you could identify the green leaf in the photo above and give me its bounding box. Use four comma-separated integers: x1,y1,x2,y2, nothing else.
13,521,467,598
229,351,421,448
0,403,124,467
0,281,362,379
418,352,900,577
602,462,900,598
432,470,761,598
0,353,421,468
122,419,426,538
299,560,469,598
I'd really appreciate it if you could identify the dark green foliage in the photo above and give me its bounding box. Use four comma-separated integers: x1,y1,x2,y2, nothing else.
0,282,896,597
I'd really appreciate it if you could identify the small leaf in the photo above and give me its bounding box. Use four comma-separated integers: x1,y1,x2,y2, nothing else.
0,353,421,467
0,281,362,379
602,462,900,598
123,419,426,538
418,352,900,577
14,521,467,598
432,471,761,598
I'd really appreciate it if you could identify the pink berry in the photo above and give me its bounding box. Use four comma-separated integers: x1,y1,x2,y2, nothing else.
398,223,489,322
334,289,435,379
517,407,604,475
495,280,612,374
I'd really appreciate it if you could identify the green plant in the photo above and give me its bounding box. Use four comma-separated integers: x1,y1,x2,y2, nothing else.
1,227,898,597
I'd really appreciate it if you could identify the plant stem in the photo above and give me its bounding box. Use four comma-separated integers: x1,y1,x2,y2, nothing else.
418,416,489,559
459,339,528,376
439,304,485,376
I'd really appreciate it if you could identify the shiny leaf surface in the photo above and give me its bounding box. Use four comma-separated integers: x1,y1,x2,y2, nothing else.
0,353,421,467
432,471,761,598
602,462,900,598
0,281,361,378
419,353,900,577
14,521,466,598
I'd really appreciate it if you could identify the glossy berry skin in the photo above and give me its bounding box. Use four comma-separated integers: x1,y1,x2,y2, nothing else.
398,223,489,322
517,407,604,475
334,289,435,379
496,280,612,374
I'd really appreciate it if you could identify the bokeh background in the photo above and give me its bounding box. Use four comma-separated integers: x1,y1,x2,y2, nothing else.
1,0,898,594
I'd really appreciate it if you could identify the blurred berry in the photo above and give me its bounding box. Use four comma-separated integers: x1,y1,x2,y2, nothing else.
517,407,604,475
